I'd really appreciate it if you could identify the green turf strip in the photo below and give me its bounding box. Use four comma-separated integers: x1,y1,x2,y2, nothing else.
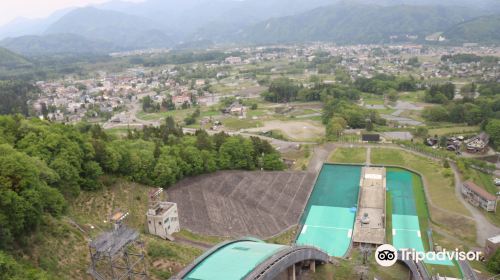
296,206,355,257
387,170,453,266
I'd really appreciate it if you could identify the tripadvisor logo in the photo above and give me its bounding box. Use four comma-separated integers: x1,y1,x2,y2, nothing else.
375,244,398,267
375,244,482,267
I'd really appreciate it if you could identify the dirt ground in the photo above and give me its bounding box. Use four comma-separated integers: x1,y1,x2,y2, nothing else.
245,120,325,141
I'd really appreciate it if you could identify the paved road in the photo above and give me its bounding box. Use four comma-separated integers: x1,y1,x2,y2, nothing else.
450,162,500,246
307,144,335,173
459,260,479,280
366,147,371,165
103,91,159,129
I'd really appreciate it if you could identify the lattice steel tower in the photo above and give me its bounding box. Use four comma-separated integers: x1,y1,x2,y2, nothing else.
88,210,148,280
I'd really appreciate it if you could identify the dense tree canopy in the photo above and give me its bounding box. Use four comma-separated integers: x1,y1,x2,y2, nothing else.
0,80,36,116
262,77,301,103
422,95,500,125
486,119,500,149
0,251,49,280
424,83,455,104
354,74,417,95
0,114,284,275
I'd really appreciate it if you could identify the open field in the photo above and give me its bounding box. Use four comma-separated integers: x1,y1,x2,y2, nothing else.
222,117,263,130
265,226,298,245
244,120,324,142
281,144,313,171
305,249,410,280
328,147,366,164
371,149,477,245
167,170,317,238
428,126,480,136
136,108,194,121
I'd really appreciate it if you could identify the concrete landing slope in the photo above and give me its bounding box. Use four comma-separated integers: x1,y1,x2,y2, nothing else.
170,238,329,280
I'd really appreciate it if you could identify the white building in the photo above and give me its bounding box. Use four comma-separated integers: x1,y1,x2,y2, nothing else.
146,188,180,239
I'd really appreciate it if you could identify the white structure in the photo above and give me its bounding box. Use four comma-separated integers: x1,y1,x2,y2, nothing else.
146,188,180,239
462,181,498,212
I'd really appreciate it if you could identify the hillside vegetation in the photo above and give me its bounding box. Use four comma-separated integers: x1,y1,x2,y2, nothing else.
239,3,481,44
45,7,174,50
0,47,32,68
0,115,284,278
0,33,117,56
444,15,500,44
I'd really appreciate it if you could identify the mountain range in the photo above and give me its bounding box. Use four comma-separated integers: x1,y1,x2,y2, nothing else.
0,0,500,56
236,3,483,44
0,46,32,69
443,15,500,44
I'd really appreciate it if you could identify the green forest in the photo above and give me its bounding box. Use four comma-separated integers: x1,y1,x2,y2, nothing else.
0,113,284,277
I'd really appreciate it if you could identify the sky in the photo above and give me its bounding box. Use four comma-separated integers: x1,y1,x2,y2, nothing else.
0,0,143,26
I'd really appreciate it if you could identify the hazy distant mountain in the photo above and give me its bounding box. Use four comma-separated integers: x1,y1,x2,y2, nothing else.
0,0,498,54
354,0,500,10
444,15,500,44
44,7,174,50
235,3,482,44
0,34,117,56
0,47,32,68
0,9,70,40
97,0,339,37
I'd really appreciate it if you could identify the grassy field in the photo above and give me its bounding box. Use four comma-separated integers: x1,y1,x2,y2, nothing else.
399,90,425,102
371,149,476,245
428,126,480,136
328,147,367,164
266,227,297,245
106,127,130,137
309,249,411,280
222,117,263,130
17,179,205,280
173,229,226,245
282,144,313,171
136,108,194,121
426,263,462,279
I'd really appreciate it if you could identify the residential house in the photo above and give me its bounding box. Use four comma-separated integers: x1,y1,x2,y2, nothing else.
224,102,246,116
466,132,489,153
172,95,191,108
225,56,242,65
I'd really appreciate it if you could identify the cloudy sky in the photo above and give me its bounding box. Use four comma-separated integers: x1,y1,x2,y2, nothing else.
0,0,143,26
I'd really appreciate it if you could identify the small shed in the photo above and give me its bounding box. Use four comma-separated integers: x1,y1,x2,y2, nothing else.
362,134,380,142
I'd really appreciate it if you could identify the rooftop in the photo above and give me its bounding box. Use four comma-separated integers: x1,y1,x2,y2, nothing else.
488,235,500,244
148,201,176,216
463,181,497,201
184,240,286,280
